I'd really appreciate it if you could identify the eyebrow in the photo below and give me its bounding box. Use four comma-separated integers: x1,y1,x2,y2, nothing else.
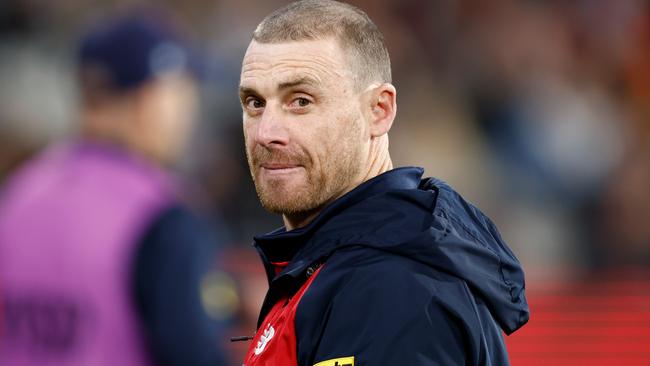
277,76,320,90
239,76,321,99
238,86,258,100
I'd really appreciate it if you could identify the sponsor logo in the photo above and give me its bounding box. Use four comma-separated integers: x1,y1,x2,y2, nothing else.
253,323,275,356
314,356,355,366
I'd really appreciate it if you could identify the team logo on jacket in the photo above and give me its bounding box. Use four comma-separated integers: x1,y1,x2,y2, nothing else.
253,323,275,355
313,356,355,366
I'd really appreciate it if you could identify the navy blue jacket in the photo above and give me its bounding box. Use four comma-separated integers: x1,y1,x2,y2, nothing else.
252,167,529,365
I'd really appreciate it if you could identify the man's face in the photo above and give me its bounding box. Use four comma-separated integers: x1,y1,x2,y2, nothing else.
240,38,368,215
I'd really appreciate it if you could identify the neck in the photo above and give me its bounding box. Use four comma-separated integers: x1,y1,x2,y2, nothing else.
282,136,393,231
360,135,393,183
282,210,320,231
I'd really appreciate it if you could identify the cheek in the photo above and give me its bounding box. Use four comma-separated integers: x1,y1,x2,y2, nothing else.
242,120,257,151
334,119,366,169
311,117,354,167
297,123,328,167
333,112,363,144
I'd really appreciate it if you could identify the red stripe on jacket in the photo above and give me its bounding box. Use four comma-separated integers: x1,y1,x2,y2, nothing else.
243,266,322,366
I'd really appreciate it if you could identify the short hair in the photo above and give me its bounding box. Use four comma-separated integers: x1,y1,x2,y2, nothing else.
252,0,391,89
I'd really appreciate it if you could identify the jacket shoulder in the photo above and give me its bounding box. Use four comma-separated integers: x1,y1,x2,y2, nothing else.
296,247,483,365
327,247,481,318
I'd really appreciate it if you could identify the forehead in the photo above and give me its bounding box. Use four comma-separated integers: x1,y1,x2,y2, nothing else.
240,39,353,89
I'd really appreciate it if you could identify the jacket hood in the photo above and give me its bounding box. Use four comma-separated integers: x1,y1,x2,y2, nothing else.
254,167,529,334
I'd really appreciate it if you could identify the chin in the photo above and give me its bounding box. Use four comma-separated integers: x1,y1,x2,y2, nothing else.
257,182,319,215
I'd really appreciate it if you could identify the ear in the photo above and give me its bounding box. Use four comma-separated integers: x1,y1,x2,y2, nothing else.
365,83,397,138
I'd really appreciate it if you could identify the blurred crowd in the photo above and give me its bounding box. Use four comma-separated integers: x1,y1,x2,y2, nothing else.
1,0,649,364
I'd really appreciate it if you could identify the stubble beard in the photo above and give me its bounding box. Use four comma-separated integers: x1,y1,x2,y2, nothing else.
246,136,363,217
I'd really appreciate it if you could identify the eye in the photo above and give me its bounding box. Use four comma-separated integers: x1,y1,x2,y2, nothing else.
289,97,312,109
245,97,265,110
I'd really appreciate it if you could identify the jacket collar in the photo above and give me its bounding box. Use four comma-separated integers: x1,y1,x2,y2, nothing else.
253,167,424,281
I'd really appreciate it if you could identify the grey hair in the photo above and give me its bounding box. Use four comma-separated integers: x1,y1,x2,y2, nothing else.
252,0,391,89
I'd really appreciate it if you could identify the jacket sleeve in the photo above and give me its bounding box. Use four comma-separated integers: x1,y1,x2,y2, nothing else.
132,206,228,366
308,267,469,366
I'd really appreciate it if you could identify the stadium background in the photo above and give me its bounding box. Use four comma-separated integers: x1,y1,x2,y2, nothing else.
1,0,649,364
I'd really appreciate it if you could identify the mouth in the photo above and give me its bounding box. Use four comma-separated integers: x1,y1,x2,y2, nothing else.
260,163,303,175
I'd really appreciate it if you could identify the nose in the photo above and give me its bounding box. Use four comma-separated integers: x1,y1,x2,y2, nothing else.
254,105,289,147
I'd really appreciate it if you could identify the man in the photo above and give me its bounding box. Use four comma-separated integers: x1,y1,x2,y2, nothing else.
238,1,529,365
0,13,226,366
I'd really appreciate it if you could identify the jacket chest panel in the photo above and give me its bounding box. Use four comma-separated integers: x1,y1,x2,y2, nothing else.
244,267,322,366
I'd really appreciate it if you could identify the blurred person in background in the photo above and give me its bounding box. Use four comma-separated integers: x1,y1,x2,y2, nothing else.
0,10,227,366
238,1,528,365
